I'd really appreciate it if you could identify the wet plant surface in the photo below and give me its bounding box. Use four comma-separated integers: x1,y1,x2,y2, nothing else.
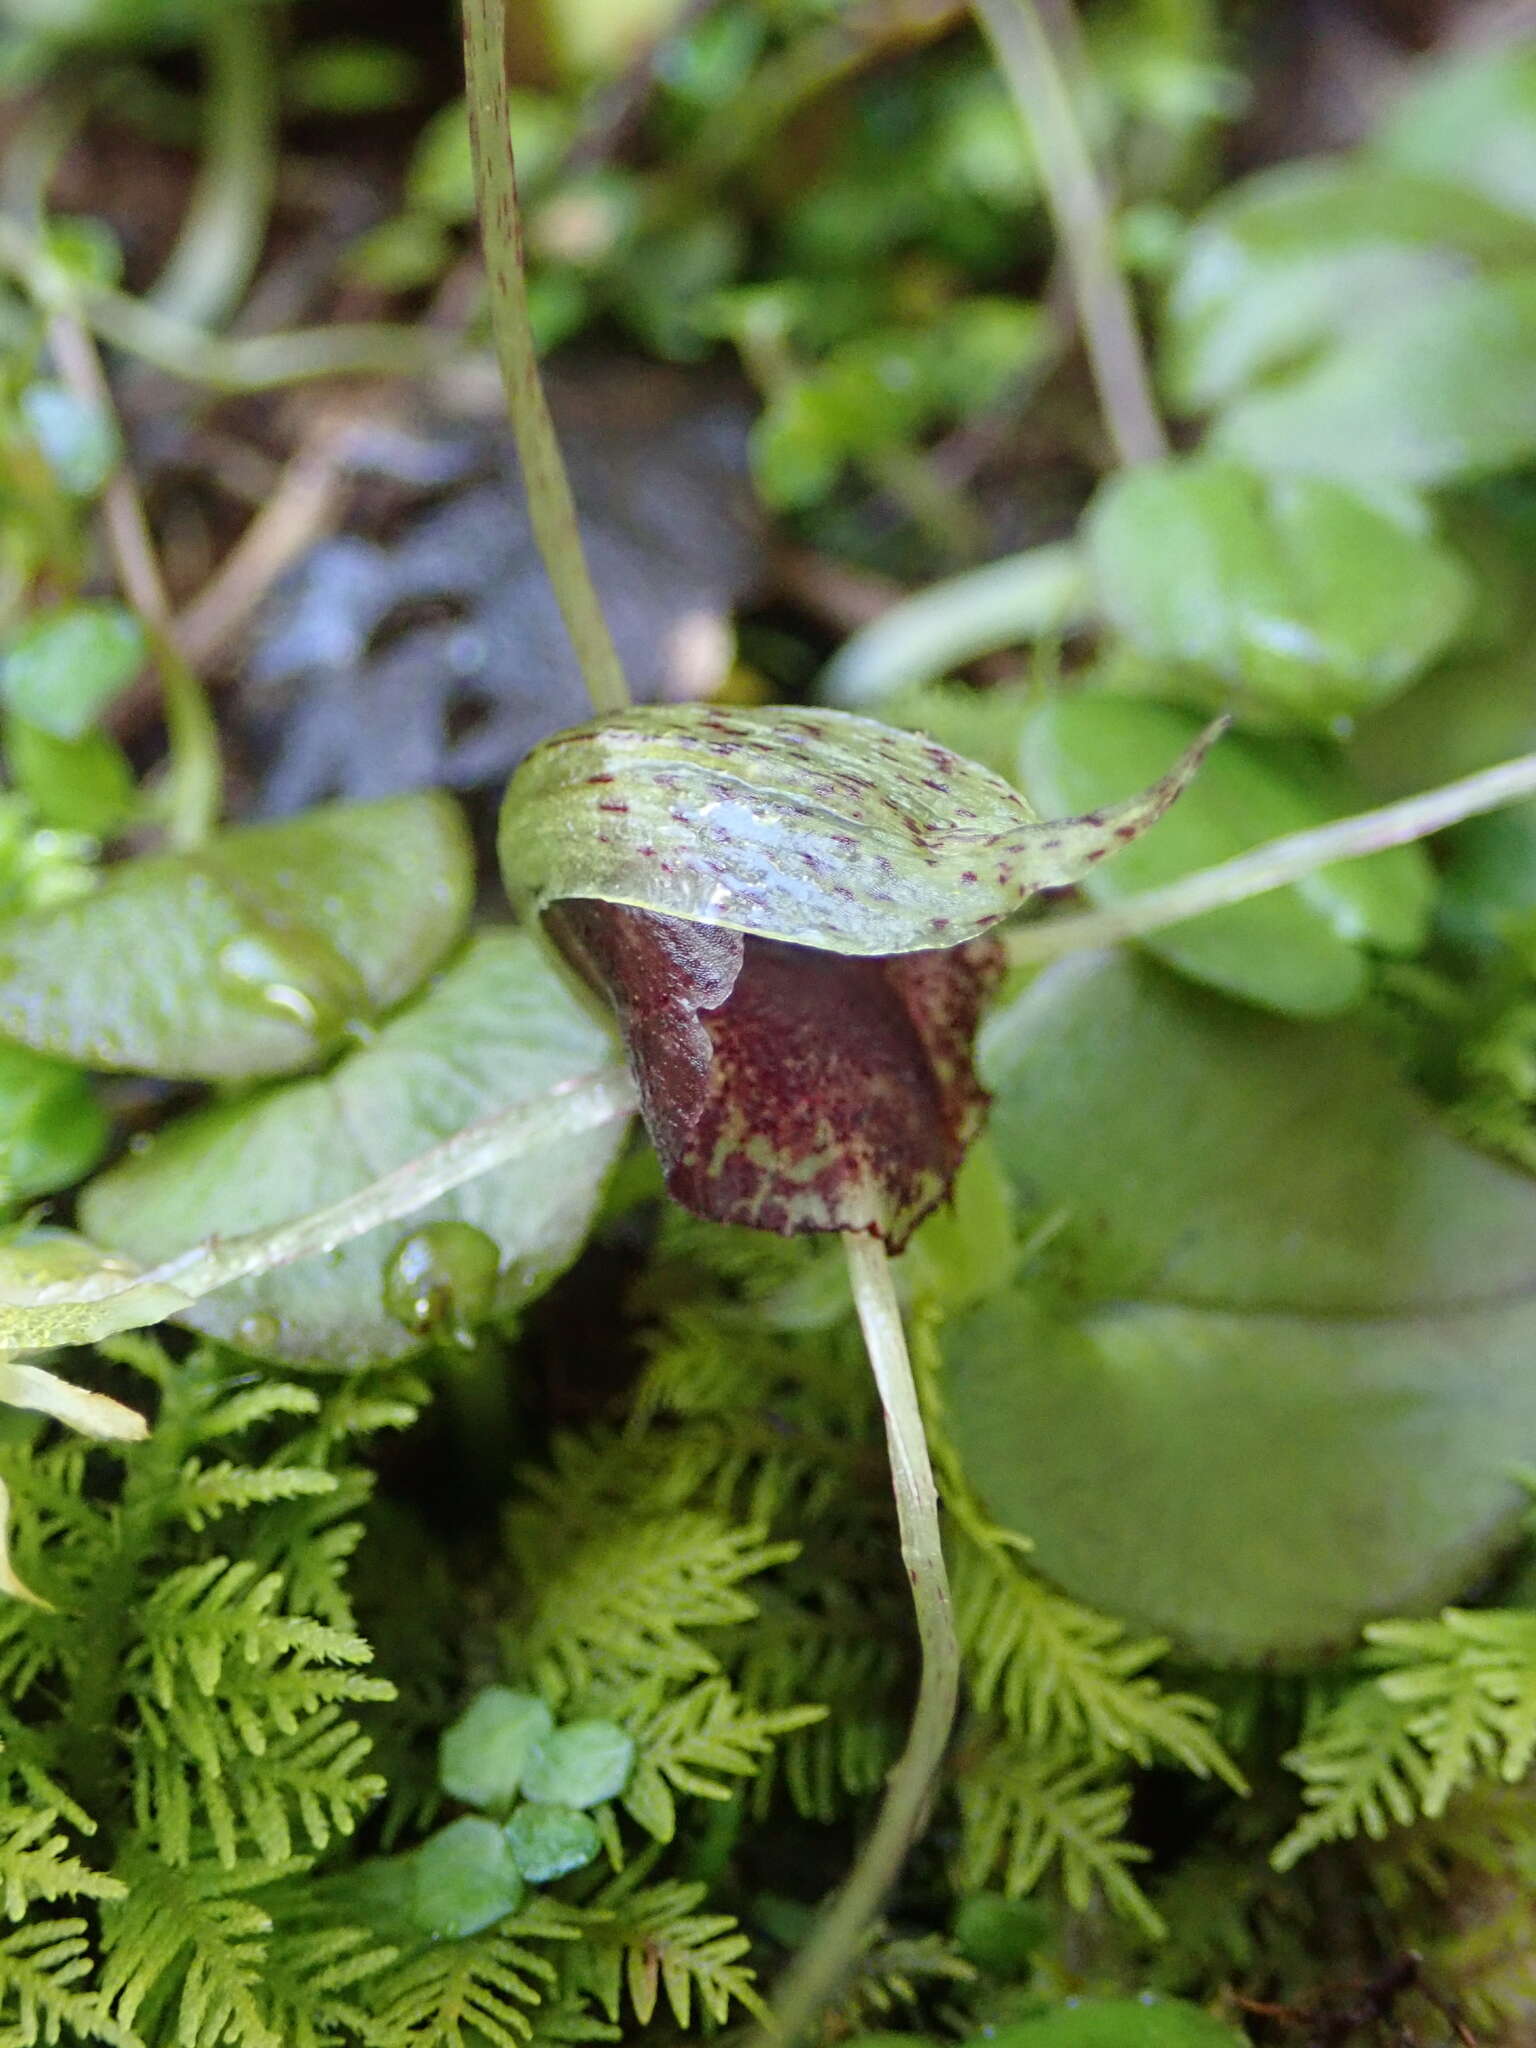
0,4,1534,2047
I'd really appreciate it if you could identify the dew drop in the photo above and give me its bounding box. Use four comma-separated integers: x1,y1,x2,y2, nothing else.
216,927,370,1044
382,1222,501,1345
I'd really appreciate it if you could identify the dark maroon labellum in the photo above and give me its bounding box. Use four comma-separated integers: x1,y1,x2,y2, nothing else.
549,900,1002,1251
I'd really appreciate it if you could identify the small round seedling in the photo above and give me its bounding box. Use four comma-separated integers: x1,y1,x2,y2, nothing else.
407,1815,524,1939
505,1802,602,1882
438,1686,554,1814
521,1719,635,1809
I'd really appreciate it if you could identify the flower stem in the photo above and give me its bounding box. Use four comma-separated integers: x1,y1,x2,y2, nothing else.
1006,747,1536,970
972,0,1166,467
460,0,630,716
149,0,278,329
770,1231,960,2044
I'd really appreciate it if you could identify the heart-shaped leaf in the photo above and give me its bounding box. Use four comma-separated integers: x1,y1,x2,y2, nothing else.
0,791,473,1080
1215,272,1536,486
943,953,1536,1665
1163,161,1536,414
1017,696,1433,1016
77,932,630,1368
1086,457,1469,723
500,704,1220,958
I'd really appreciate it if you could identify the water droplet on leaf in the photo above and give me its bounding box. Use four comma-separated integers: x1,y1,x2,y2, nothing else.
215,928,369,1044
235,1311,281,1352
383,1222,501,1343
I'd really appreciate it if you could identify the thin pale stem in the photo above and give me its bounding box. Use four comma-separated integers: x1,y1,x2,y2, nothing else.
45,315,222,845
1006,748,1536,970
0,216,452,390
769,1231,960,2045
460,0,630,716
972,0,1166,467
149,0,278,329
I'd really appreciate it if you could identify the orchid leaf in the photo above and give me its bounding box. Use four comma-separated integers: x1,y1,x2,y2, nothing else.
500,704,1221,957
946,952,1536,1664
1017,696,1434,1016
0,791,473,1081
76,933,632,1368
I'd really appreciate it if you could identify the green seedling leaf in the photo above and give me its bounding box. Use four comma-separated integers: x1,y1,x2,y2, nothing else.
2,602,146,738
1018,697,1432,1016
439,1688,555,1813
505,1802,602,1882
1087,458,1469,722
502,704,1220,957
0,790,472,1080
77,932,632,1368
521,1720,635,1809
0,1039,108,1198
1371,42,1536,224
19,381,118,496
407,1816,524,1940
947,952,1536,1664
964,2001,1245,2048
1163,160,1536,413
1216,271,1536,485
4,719,136,837
0,1355,146,1440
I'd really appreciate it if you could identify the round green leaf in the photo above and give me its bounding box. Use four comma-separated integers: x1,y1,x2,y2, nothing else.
439,1688,555,1814
3,719,136,838
407,1817,524,1940
1163,160,1535,414
20,382,118,497
501,704,1217,959
948,953,1536,1664
1371,42,1536,225
521,1720,635,1809
78,932,628,1368
0,791,472,1080
2,603,147,740
0,1041,107,1200
1017,696,1432,1015
964,2001,1244,2048
1086,457,1469,722
1216,272,1536,486
505,1802,602,1883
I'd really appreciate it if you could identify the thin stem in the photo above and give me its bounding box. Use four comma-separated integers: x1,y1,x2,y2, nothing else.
45,315,222,845
770,1232,961,2045
1006,748,1536,970
460,0,630,716
0,216,453,390
972,0,1167,467
149,0,278,329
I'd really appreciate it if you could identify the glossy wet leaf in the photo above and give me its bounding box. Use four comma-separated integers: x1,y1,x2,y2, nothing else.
1017,697,1433,1016
1163,161,1536,414
1086,458,1469,722
502,704,1220,958
0,791,472,1080
1372,43,1536,225
945,953,1536,1664
77,932,630,1368
1216,272,1536,486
